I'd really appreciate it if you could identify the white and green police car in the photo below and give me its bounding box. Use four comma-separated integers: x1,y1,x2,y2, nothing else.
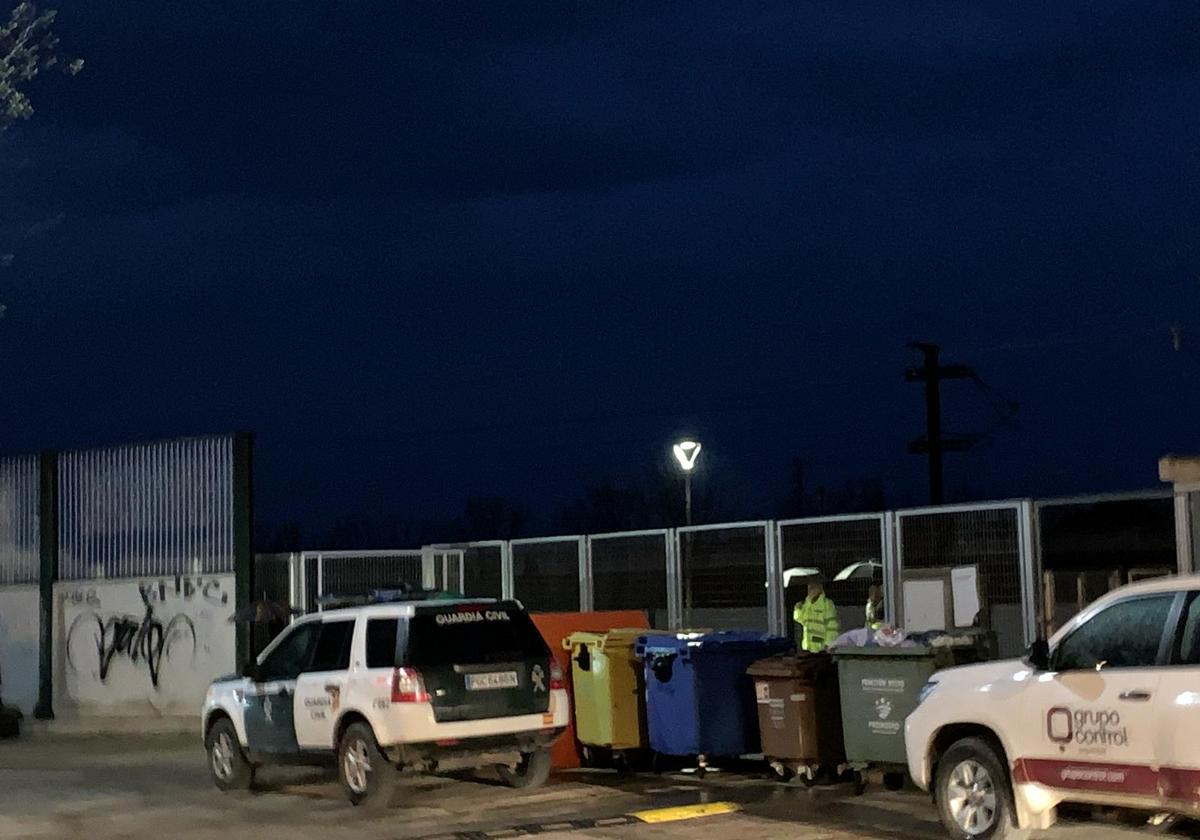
202,593,568,807
906,575,1200,839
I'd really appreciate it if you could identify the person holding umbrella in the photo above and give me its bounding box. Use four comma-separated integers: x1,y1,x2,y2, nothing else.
792,575,840,653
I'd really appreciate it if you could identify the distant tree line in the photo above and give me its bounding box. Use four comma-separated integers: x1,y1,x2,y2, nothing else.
257,457,888,552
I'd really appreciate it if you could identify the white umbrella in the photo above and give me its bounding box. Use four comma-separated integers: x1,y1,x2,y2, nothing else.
783,567,822,587
834,560,883,581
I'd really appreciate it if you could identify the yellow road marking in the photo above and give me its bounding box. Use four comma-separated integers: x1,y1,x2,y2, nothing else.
629,801,741,824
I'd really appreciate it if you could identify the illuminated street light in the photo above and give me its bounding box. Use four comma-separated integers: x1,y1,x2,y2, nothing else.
672,440,702,525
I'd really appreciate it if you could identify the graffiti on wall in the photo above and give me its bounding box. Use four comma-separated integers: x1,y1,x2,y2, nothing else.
64,576,229,689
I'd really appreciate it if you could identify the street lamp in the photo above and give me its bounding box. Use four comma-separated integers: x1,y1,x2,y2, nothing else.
672,440,702,526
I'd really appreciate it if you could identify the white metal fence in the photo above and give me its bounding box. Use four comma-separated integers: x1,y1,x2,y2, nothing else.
57,436,236,581
260,491,1180,656
0,455,39,586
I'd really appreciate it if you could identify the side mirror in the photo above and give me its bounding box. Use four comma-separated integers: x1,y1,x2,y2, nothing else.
1025,639,1050,672
239,660,260,681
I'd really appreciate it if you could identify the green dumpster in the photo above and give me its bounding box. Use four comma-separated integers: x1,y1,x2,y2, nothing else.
564,629,648,765
833,644,988,792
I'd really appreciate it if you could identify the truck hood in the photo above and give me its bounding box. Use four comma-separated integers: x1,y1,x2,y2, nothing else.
931,657,1038,692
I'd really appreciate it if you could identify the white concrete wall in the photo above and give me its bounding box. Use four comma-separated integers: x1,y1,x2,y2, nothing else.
55,574,235,717
0,585,40,716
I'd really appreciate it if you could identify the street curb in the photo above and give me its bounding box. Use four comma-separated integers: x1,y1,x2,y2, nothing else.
22,716,198,737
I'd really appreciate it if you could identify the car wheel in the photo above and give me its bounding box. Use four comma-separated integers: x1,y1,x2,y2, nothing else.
498,747,551,789
934,738,1028,840
205,717,254,791
338,722,395,808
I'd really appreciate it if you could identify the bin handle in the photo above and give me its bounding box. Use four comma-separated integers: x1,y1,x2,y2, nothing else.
649,652,677,683
574,644,592,672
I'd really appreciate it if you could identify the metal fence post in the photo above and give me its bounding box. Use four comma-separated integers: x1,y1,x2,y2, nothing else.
501,541,514,600
232,432,255,666
667,529,682,630
316,552,325,611
34,450,57,721
881,512,899,629
1175,491,1196,575
420,545,436,590
1017,500,1038,648
766,522,784,637
892,512,906,631
578,536,593,612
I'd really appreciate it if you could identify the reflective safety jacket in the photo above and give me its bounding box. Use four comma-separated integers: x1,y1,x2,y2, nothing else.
793,593,840,652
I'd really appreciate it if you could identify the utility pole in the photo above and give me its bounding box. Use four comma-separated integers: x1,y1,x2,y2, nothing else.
905,342,976,505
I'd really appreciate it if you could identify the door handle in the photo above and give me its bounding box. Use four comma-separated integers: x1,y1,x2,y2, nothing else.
1118,690,1152,702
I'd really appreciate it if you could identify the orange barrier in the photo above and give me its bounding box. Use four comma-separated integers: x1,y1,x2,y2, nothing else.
531,610,651,769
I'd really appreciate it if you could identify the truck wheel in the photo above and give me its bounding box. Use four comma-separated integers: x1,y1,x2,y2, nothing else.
205,717,255,791
338,722,395,809
934,738,1028,840
499,747,551,789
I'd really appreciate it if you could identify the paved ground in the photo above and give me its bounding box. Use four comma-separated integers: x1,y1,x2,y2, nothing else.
0,734,1192,840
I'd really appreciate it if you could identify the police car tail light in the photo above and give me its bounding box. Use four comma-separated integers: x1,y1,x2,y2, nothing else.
391,667,431,703
549,659,564,690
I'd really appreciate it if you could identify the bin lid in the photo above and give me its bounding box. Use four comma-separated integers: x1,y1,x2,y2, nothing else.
746,652,835,678
636,630,792,658
830,645,936,658
562,628,647,651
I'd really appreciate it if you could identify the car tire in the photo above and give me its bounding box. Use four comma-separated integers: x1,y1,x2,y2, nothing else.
498,747,551,790
205,717,255,792
934,737,1028,840
338,722,395,809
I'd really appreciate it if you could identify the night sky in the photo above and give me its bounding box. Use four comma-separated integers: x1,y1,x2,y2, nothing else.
3,1,1199,536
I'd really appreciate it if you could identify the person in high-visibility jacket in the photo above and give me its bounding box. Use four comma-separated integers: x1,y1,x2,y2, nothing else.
793,581,840,653
865,584,884,630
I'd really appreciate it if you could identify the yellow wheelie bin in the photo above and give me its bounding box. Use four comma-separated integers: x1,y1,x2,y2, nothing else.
563,628,648,768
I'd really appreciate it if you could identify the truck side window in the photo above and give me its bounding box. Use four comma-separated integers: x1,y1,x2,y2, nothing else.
258,622,321,682
1052,595,1174,671
366,619,400,668
307,620,355,673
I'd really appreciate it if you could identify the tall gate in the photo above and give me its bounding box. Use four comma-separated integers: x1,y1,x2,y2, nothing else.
895,501,1035,658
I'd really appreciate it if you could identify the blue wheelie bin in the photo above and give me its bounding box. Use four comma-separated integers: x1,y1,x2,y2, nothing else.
636,631,793,768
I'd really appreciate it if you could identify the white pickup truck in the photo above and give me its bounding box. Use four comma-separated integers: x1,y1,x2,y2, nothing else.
906,575,1200,839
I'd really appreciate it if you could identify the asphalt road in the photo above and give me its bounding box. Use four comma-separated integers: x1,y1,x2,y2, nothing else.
0,734,1188,840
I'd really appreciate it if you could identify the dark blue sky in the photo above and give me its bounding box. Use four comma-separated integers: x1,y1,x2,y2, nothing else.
2,1,1199,532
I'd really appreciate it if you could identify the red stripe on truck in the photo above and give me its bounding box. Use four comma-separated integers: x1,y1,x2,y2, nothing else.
1013,759,1200,801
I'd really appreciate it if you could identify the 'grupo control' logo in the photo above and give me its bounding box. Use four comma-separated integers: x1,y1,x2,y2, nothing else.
1047,706,1127,747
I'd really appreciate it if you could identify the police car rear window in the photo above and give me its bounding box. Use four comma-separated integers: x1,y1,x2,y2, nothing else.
405,607,547,666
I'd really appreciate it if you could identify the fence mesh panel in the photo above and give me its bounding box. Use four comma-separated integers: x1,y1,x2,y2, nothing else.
316,551,424,602
255,553,292,608
463,543,504,597
680,525,768,631
590,533,669,627
779,516,884,637
1037,495,1175,633
0,455,39,586
898,506,1022,656
512,539,580,612
58,436,235,580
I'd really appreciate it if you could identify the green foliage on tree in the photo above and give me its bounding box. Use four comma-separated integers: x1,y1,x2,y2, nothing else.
1,2,81,133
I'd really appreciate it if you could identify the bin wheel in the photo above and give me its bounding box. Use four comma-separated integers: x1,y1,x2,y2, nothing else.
851,770,867,796
883,771,906,792
612,750,632,776
799,769,817,787
769,761,794,782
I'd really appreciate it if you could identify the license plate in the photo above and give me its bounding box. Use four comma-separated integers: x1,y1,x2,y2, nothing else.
466,671,519,691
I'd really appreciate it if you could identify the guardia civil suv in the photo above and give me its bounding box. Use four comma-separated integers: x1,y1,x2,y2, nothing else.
202,592,568,807
906,575,1200,839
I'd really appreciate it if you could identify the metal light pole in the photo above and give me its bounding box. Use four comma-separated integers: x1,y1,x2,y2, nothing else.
673,440,702,625
673,440,702,525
